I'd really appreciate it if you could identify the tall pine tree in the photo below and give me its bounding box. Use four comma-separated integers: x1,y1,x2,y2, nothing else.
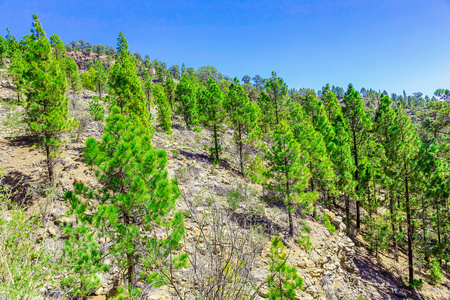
343,84,371,229
22,14,76,184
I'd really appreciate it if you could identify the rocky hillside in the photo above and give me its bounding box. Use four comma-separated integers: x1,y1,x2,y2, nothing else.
0,72,449,300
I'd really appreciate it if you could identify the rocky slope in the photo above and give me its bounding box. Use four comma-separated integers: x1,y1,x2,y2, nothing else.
0,74,449,300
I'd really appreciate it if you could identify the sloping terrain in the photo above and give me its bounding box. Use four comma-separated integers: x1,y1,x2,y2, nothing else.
0,74,449,299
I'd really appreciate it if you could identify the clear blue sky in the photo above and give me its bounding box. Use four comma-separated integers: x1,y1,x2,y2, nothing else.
1,0,450,97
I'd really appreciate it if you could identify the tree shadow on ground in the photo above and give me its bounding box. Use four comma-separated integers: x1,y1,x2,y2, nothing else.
4,135,36,148
354,252,426,300
230,211,283,235
178,149,241,176
1,170,33,206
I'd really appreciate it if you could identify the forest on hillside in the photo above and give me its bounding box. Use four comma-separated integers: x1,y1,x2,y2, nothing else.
0,14,449,299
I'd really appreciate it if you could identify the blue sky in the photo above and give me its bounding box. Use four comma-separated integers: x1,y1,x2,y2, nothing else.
1,0,450,97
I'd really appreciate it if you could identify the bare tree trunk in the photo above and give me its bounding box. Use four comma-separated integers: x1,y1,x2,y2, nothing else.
352,129,361,229
405,171,414,285
238,122,244,175
45,143,54,185
390,193,398,262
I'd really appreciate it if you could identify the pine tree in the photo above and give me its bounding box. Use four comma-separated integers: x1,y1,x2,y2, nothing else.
389,103,422,285
108,32,149,123
257,90,275,133
21,14,76,184
164,77,176,109
175,73,198,129
50,33,66,60
266,236,303,299
197,78,226,163
142,69,154,106
374,93,400,261
65,108,180,291
323,86,355,227
265,121,312,236
0,36,7,66
92,59,108,98
289,102,334,217
265,71,288,124
8,47,27,102
225,78,260,174
61,55,82,93
343,83,372,229
153,84,172,134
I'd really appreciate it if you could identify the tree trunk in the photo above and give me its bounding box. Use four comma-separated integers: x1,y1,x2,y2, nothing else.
45,143,54,185
238,122,244,175
405,171,414,285
285,156,293,236
352,129,361,229
213,123,220,163
390,193,399,262
345,194,350,229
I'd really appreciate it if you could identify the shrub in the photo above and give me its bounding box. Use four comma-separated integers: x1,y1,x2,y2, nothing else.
409,278,423,290
88,97,105,121
322,214,336,234
429,259,443,286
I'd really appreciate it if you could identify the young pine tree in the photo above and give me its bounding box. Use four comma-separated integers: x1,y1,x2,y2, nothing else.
164,76,176,109
197,78,226,163
225,78,260,175
343,83,371,229
92,59,108,98
266,236,303,299
22,14,76,184
265,71,288,125
153,84,172,134
142,69,154,106
66,108,180,291
257,90,275,134
265,121,312,236
50,33,66,60
61,55,82,93
108,32,149,123
175,73,198,129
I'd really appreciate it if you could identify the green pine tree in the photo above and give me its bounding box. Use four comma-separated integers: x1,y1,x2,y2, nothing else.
343,83,372,229
389,103,422,286
225,78,260,174
175,73,198,129
265,121,313,236
21,14,76,184
108,32,149,123
289,102,334,217
61,55,82,93
197,78,226,163
265,71,288,125
374,93,400,261
153,84,172,134
257,90,274,134
65,108,180,292
92,59,108,98
266,236,303,299
49,33,66,60
164,76,176,109
322,85,355,225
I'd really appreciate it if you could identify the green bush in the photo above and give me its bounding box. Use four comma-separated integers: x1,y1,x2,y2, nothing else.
322,214,336,234
409,278,423,290
429,259,443,286
88,97,105,121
